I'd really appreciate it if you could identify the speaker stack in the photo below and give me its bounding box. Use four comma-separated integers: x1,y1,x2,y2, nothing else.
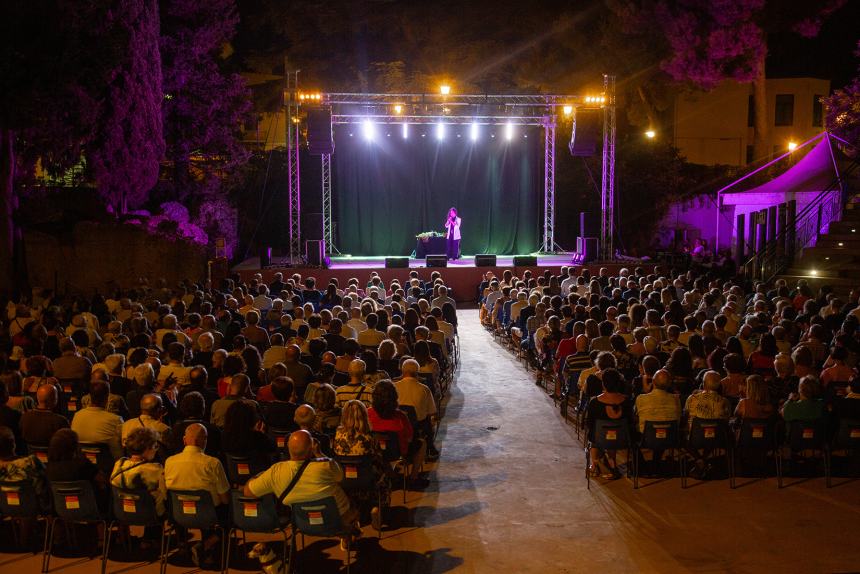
385,257,409,268
306,107,334,155
474,254,497,267
426,255,448,268
569,109,602,157
577,211,599,263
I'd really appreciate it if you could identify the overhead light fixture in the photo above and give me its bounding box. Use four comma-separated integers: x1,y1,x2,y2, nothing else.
470,122,479,141
402,122,408,139
505,122,514,141
362,119,375,141
436,122,446,140
440,85,451,95
394,104,403,114
563,105,573,116
788,141,798,151
645,130,656,139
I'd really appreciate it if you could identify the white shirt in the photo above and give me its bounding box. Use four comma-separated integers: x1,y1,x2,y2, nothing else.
347,318,367,333
445,216,462,240
394,377,437,422
71,407,123,458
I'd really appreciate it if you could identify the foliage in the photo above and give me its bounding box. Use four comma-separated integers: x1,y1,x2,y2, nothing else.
824,41,860,155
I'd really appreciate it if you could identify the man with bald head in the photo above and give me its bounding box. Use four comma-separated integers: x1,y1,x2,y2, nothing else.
21,384,69,446
210,374,259,428
122,393,171,446
243,430,356,531
684,370,731,432
634,369,681,433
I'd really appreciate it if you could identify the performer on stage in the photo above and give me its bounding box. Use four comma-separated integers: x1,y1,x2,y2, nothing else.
444,207,461,261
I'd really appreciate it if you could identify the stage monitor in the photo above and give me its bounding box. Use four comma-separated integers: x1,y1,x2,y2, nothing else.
307,106,334,155
385,257,409,268
569,109,602,157
475,254,497,267
426,255,448,268
513,255,537,267
577,237,598,263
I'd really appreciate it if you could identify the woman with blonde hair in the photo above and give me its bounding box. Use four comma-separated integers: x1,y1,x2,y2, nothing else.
312,383,341,433
734,375,775,420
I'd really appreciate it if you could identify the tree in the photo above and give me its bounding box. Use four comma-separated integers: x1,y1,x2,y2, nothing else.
88,0,164,214
824,41,860,155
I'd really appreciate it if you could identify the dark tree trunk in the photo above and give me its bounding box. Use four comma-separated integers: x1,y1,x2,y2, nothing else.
0,128,15,296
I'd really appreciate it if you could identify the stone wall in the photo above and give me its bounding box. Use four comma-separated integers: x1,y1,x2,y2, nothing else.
23,221,207,294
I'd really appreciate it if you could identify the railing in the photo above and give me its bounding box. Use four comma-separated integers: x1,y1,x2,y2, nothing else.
742,158,859,281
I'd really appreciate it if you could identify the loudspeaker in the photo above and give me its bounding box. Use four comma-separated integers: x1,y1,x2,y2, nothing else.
426,255,448,268
577,237,599,263
306,107,334,155
569,109,602,157
385,257,409,268
259,246,271,268
306,240,326,267
579,212,600,237
474,254,497,267
302,212,324,241
513,255,537,267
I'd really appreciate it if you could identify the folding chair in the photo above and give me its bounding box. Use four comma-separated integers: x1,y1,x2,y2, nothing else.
683,418,734,488
0,480,51,569
46,481,111,574
162,489,227,574
225,491,289,573
109,486,166,559
79,442,115,476
782,419,830,488
288,497,352,574
336,454,385,536
586,419,631,490
374,431,409,503
331,371,350,388
733,418,781,488
633,420,682,489
223,453,268,487
268,429,292,460
28,444,50,466
831,418,860,483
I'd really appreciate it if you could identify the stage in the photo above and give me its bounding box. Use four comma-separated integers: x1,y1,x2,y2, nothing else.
230,254,629,303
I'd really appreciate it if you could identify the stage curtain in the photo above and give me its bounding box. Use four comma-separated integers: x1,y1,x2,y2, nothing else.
332,125,542,256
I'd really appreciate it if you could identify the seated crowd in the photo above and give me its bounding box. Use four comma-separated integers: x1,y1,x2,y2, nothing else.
479,265,860,480
0,269,457,566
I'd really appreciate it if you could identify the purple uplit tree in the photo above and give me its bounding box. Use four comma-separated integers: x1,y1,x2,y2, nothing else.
824,41,860,155
88,0,165,215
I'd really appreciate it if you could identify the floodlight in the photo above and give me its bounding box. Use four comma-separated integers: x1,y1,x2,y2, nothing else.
440,85,451,95
402,122,408,139
436,122,446,140
645,130,656,139
362,119,375,141
810,269,818,276
563,105,573,116
470,122,479,141
394,104,403,114
505,122,514,141
788,141,798,151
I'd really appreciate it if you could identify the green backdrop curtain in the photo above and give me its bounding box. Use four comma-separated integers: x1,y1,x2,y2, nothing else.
333,124,542,256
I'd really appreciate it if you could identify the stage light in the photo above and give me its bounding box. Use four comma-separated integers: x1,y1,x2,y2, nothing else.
402,122,408,139
788,141,798,151
505,122,514,141
645,130,656,139
436,122,446,140
362,119,375,141
394,104,403,114
563,105,573,116
440,85,451,95
810,269,818,276
470,122,479,141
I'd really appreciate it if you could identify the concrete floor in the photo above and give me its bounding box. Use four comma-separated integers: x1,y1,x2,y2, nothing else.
4,309,860,573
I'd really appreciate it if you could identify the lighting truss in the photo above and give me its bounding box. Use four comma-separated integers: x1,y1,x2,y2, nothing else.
600,75,617,261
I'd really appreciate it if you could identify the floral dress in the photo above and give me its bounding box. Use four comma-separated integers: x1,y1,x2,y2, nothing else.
0,455,50,510
332,429,390,507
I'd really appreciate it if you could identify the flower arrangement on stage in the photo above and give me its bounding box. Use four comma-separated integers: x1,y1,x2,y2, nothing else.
416,231,444,241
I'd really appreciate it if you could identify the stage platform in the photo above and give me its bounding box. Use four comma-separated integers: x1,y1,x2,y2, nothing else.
231,255,630,303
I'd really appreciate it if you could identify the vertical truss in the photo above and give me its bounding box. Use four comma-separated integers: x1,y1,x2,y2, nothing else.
287,72,302,262
321,152,339,254
600,74,617,261
542,116,557,253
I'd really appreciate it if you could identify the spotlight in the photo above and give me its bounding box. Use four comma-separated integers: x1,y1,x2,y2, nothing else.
402,122,408,139
645,130,656,139
788,141,798,151
505,122,514,141
440,85,451,95
839,242,844,247
563,105,573,116
436,122,445,140
394,104,403,114
470,122,479,141
810,269,818,276
362,119,375,141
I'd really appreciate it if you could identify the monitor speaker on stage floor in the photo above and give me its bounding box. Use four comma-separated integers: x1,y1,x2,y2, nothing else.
385,257,409,268
577,237,598,263
426,255,447,268
569,109,602,157
579,212,599,237
513,255,537,267
306,107,334,155
475,254,496,267
259,246,271,268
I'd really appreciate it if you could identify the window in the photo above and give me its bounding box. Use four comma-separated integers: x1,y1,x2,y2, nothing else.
812,95,823,127
746,145,754,165
747,95,755,127
774,94,794,126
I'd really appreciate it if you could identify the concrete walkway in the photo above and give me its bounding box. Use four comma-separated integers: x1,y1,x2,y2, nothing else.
5,309,860,573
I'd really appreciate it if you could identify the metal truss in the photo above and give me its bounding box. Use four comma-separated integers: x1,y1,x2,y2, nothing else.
286,72,302,262
600,75,617,261
320,152,339,254
542,117,557,253
331,115,549,126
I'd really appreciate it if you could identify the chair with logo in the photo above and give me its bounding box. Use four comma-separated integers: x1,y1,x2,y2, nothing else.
374,431,409,503
225,490,289,573
0,480,51,566
288,497,352,574
733,417,781,488
28,444,50,466
223,453,267,487
683,418,733,488
109,486,166,559
79,442,115,476
45,481,111,574
831,418,860,485
586,419,631,490
268,429,292,460
633,420,682,489
162,489,227,574
781,419,830,488
336,454,384,536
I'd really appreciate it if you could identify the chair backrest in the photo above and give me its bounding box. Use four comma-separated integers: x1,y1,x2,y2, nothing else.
737,418,777,449
28,444,50,466
50,480,103,522
79,442,115,475
111,486,160,526
398,405,419,429
0,480,43,518
788,419,827,450
836,418,860,449
688,418,730,449
640,420,680,449
230,490,282,533
335,455,377,491
223,452,267,486
593,419,631,450
373,431,402,462
168,489,220,530
290,496,344,537
269,428,292,455
416,373,438,396
331,371,350,388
